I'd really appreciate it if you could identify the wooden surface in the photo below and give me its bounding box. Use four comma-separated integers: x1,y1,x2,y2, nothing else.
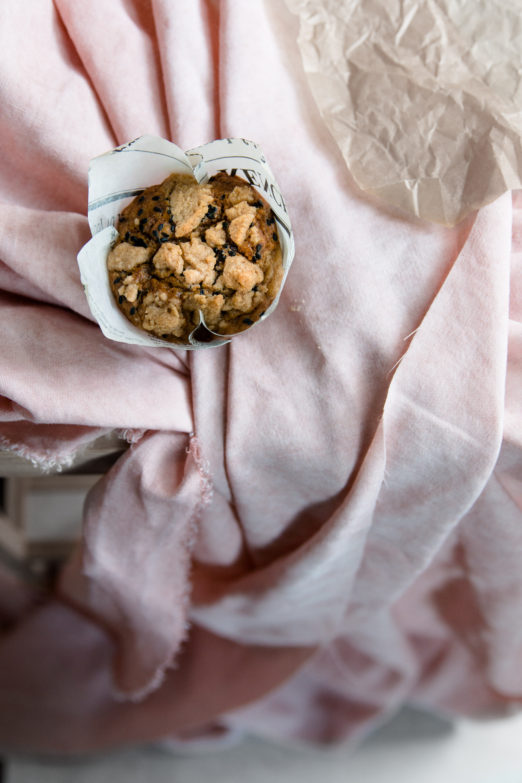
0,433,127,571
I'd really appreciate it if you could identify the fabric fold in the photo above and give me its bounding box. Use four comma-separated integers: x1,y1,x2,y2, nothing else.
54,0,170,144
60,432,208,698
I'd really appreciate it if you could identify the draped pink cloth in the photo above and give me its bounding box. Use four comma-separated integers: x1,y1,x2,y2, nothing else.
1,0,521,754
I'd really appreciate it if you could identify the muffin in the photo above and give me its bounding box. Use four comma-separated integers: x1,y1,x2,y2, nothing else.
106,172,284,343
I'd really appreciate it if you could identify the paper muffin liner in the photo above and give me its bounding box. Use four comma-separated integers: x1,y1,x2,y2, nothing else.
77,136,295,349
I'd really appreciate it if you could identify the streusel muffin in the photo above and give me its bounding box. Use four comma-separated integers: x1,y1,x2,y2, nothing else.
107,172,283,342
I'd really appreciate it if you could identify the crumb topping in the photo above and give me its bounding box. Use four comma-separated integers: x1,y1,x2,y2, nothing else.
107,172,283,343
107,243,151,272
153,243,183,276
223,254,263,291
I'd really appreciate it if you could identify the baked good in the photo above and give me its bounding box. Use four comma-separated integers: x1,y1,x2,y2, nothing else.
107,172,283,343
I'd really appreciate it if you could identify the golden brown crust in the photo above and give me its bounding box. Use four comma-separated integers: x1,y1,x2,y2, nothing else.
107,172,283,343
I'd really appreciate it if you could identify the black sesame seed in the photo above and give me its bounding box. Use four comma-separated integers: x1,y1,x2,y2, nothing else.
272,232,278,241
124,231,130,241
158,223,164,231
130,307,136,315
120,216,127,223
228,249,236,256
160,234,170,242
113,276,122,284
243,318,254,325
220,194,225,199
152,195,160,201
253,285,258,292
118,295,124,304
131,237,147,247
138,196,145,203
256,244,262,252
137,209,143,216
266,216,274,225
252,200,262,207
153,230,160,240
153,206,162,213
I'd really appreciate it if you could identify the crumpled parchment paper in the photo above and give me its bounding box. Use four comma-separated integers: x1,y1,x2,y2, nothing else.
285,0,522,225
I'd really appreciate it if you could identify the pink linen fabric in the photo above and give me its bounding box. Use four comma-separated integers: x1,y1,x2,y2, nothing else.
0,0,521,754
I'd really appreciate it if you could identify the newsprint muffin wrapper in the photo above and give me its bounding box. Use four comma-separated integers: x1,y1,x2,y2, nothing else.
77,136,295,349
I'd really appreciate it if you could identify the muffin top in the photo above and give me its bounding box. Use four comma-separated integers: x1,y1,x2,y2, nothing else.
107,172,283,343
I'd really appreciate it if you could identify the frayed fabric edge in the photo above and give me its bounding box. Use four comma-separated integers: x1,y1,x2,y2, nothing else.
187,433,214,517
117,428,147,445
112,661,170,704
109,433,214,704
0,436,76,473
